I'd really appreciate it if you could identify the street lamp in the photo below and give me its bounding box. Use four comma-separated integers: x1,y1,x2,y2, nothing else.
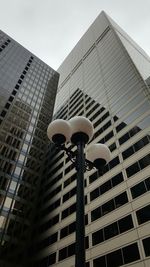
47,116,111,267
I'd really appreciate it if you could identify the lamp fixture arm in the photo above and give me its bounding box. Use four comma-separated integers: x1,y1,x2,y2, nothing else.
55,143,95,171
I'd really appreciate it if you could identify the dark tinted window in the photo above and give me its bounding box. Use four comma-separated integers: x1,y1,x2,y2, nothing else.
90,187,99,201
139,154,150,169
122,146,134,160
93,256,106,267
89,171,98,184
136,205,150,224
100,180,111,194
104,222,118,240
145,177,150,190
126,162,140,178
109,142,116,152
116,122,126,132
91,206,101,222
119,132,130,145
142,237,150,256
122,243,140,264
131,181,146,199
112,172,124,186
107,249,123,267
118,215,133,233
48,252,56,265
59,247,67,261
102,199,115,215
115,192,128,208
92,229,104,245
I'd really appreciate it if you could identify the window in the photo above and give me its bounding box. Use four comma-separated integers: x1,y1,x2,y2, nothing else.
142,237,150,256
89,171,98,184
8,96,14,102
101,180,111,194
112,172,124,186
115,192,128,207
92,215,133,246
102,199,115,215
126,154,150,178
118,215,133,233
92,229,104,245
145,177,150,190
136,205,150,224
93,242,140,267
119,132,130,145
90,187,99,201
139,154,150,169
48,253,56,265
116,122,126,132
126,162,140,178
60,222,75,239
107,249,123,267
91,192,128,222
131,180,147,199
59,247,67,261
59,243,75,261
61,203,76,220
134,136,149,151
104,222,118,240
93,256,106,267
122,136,150,160
91,206,101,221
123,243,140,264
109,142,116,152
1,110,6,117
68,243,75,257
90,172,124,201
122,146,134,160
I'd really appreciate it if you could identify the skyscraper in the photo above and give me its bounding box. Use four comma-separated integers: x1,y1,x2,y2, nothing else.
33,11,150,267
0,30,59,266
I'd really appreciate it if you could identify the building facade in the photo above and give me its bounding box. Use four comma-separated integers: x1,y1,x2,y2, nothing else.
34,11,150,267
0,30,59,266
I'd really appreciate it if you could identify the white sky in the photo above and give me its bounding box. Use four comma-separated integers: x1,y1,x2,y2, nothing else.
0,0,150,70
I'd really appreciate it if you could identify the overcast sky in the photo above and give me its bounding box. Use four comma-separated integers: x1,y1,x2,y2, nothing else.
0,0,150,70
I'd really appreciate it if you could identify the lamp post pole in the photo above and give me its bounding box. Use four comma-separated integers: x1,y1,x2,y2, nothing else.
75,141,86,267
47,116,111,267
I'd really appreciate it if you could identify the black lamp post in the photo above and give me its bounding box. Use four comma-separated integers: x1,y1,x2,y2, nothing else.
47,116,111,267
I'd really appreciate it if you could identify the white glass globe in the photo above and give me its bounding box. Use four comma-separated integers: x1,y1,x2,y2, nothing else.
86,143,111,168
69,116,94,144
47,119,72,144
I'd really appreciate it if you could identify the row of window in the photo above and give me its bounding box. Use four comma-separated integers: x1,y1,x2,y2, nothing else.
119,125,141,145
94,119,111,139
37,237,150,267
0,56,34,124
122,135,149,160
90,172,124,201
91,191,128,222
59,236,89,261
39,196,150,235
40,173,150,220
93,242,140,267
0,38,11,52
131,177,150,199
37,203,150,252
92,214,133,246
126,153,150,178
41,141,149,214
44,184,62,202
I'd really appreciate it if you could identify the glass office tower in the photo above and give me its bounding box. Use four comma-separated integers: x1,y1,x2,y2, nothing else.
34,11,150,267
0,30,59,266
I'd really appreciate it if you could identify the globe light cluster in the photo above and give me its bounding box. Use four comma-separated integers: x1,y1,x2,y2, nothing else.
47,116,111,168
